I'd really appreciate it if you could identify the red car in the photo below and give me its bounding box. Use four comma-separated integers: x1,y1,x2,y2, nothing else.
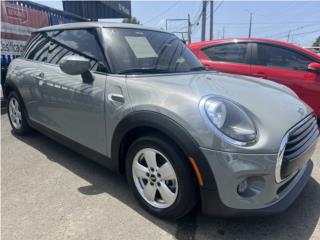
188,38,320,118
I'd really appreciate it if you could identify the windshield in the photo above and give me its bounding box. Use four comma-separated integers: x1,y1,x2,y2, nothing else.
102,28,204,74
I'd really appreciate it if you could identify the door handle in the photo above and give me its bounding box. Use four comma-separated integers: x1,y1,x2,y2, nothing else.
35,72,45,80
253,72,267,78
108,93,125,104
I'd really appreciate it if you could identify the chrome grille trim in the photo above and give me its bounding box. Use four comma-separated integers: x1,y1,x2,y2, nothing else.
275,134,288,183
275,114,319,183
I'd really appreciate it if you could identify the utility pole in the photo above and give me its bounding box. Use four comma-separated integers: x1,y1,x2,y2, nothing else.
248,12,253,38
222,27,225,39
209,0,214,40
287,31,291,42
165,19,168,31
188,14,192,43
201,0,207,41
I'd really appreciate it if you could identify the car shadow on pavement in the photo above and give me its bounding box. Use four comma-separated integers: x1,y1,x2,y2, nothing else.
13,130,320,240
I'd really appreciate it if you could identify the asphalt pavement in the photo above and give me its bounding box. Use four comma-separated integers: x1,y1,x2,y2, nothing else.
2,111,320,240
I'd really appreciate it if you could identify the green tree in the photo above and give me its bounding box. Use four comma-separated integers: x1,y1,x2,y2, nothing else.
312,36,320,47
122,16,140,24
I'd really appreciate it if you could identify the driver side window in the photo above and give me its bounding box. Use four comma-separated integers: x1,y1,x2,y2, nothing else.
256,44,312,71
46,29,108,73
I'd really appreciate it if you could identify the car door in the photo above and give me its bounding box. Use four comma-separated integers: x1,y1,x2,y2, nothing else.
200,42,251,76
23,28,108,155
251,43,320,114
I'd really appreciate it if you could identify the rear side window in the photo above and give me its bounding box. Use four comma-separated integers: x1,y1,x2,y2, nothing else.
256,44,313,71
24,29,107,73
24,33,50,62
202,43,249,64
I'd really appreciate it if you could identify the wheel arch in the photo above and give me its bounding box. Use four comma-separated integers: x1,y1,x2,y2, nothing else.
3,80,15,99
111,111,217,190
4,81,30,121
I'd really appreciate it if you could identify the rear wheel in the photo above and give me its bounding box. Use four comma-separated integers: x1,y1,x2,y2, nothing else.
7,91,31,135
126,134,198,219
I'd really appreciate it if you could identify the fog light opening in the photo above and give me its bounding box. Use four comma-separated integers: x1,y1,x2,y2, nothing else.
236,176,265,198
237,179,248,194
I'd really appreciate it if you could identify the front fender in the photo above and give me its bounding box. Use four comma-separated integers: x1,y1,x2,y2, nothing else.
111,110,217,190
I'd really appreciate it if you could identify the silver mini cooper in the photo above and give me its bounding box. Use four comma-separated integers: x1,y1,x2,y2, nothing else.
5,22,319,219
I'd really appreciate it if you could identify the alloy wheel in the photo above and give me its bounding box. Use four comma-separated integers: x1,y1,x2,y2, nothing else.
8,97,22,129
132,148,178,208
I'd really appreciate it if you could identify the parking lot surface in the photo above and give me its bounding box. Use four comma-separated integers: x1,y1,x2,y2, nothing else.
1,111,320,240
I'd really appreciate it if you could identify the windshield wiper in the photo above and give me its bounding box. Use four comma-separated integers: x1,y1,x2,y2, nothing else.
117,68,170,74
189,66,206,71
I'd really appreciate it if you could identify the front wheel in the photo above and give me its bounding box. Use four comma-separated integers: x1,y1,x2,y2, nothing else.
126,135,198,219
7,91,31,135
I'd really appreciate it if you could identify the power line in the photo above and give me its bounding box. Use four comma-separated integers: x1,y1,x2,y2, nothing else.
214,1,224,12
173,1,206,30
143,1,179,25
191,2,205,31
205,0,224,39
273,28,320,40
205,0,223,21
192,0,224,40
192,2,203,23
210,21,319,25
264,23,316,38
253,24,292,34
289,29,320,37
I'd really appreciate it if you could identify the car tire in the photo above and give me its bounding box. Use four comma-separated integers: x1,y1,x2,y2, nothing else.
126,134,198,219
7,91,31,135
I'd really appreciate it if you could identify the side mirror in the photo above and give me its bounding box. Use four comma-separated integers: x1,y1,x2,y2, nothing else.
59,55,94,83
307,62,320,74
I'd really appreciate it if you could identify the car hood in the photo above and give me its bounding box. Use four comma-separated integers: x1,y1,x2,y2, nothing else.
190,71,311,122
126,71,312,153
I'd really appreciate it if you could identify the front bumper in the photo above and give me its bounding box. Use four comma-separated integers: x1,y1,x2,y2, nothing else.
199,145,315,216
200,160,313,217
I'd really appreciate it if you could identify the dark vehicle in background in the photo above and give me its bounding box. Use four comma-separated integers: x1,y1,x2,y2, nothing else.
188,38,320,119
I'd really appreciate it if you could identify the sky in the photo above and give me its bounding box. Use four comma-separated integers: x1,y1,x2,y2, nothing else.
31,0,320,46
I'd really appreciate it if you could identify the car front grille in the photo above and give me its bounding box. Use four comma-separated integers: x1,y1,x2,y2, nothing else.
280,114,319,179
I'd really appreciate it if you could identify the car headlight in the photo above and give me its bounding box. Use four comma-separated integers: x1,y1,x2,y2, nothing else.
200,95,257,146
